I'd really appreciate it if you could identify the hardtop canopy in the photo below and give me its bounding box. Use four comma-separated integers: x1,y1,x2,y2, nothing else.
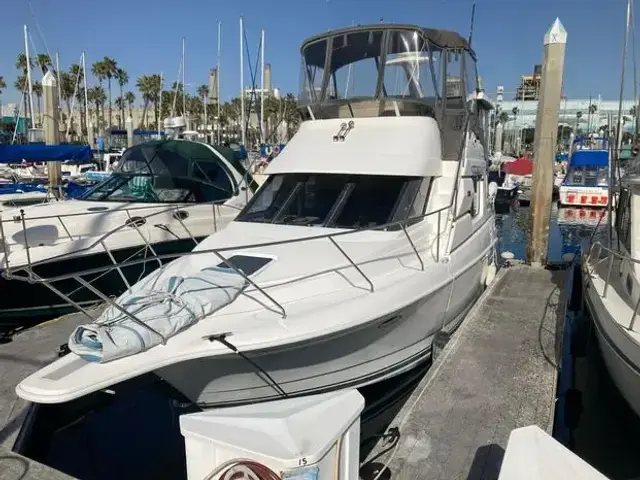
301,24,474,69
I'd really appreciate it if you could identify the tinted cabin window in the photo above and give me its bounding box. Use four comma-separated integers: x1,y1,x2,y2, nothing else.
275,175,346,226
442,51,467,160
333,176,406,228
471,176,482,217
215,255,272,276
570,167,584,184
389,178,429,226
583,167,598,187
236,173,429,229
616,188,632,252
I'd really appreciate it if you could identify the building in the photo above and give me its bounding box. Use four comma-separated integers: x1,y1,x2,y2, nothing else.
515,65,542,101
498,97,637,133
1,103,19,117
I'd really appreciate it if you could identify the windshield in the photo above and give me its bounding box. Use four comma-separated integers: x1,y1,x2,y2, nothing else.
566,166,608,187
236,173,430,229
82,165,235,203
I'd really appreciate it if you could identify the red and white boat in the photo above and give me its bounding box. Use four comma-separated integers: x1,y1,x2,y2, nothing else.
558,149,610,208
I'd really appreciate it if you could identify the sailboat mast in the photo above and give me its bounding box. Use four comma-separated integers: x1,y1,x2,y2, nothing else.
182,37,187,123
55,51,63,123
217,20,222,144
82,51,90,138
24,25,35,130
240,16,246,147
612,0,632,243
159,72,163,137
260,29,265,144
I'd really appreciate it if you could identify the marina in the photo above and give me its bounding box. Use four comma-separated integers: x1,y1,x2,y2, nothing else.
2,0,640,478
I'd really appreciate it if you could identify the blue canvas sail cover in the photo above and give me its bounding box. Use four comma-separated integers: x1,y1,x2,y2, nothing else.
0,144,93,163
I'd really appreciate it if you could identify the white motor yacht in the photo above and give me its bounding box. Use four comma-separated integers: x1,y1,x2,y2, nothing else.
0,139,256,336
17,24,497,407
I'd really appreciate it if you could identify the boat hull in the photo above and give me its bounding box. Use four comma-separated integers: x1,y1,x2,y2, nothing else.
156,246,489,407
584,270,640,418
559,186,609,207
0,237,205,338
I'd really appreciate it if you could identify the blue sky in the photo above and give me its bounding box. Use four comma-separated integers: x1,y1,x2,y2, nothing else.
0,0,635,106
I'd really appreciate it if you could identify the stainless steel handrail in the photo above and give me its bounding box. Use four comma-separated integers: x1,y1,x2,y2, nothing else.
585,241,640,330
0,198,229,224
1,202,228,272
0,204,452,338
5,205,451,283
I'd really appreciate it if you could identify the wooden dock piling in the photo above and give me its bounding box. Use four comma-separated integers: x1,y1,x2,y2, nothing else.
527,18,567,267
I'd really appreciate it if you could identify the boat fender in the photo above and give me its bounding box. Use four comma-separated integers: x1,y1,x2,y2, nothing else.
484,263,497,287
488,181,498,199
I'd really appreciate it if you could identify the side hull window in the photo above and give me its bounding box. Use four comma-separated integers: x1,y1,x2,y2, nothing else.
471,176,483,217
616,188,632,252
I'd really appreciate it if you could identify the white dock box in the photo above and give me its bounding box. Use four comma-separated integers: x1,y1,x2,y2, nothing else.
180,389,365,480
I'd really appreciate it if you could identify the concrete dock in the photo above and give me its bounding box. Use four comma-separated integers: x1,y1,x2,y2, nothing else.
361,264,566,480
0,310,93,480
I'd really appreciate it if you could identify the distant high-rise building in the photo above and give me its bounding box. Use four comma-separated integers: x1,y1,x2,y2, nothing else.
264,63,272,92
209,68,218,100
515,64,542,101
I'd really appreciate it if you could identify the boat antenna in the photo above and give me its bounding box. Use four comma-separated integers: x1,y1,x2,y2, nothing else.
467,0,476,47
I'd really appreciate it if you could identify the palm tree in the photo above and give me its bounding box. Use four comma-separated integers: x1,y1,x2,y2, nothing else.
115,68,129,128
136,75,154,127
630,105,637,117
59,70,77,120
32,81,42,125
115,96,126,126
575,111,583,134
15,53,33,74
100,57,118,128
87,85,106,129
0,76,6,99
14,75,27,93
160,90,173,119
124,91,135,118
35,54,52,75
498,111,509,125
91,59,115,127
149,74,163,129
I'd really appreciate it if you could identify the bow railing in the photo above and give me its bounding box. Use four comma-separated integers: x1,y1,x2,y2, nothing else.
0,203,452,343
585,240,640,330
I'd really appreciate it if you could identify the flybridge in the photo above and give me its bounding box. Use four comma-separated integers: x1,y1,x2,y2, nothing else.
297,24,476,121
295,24,489,161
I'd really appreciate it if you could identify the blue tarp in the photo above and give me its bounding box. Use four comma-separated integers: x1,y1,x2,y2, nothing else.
0,182,47,195
570,150,609,168
109,129,162,135
0,144,93,164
